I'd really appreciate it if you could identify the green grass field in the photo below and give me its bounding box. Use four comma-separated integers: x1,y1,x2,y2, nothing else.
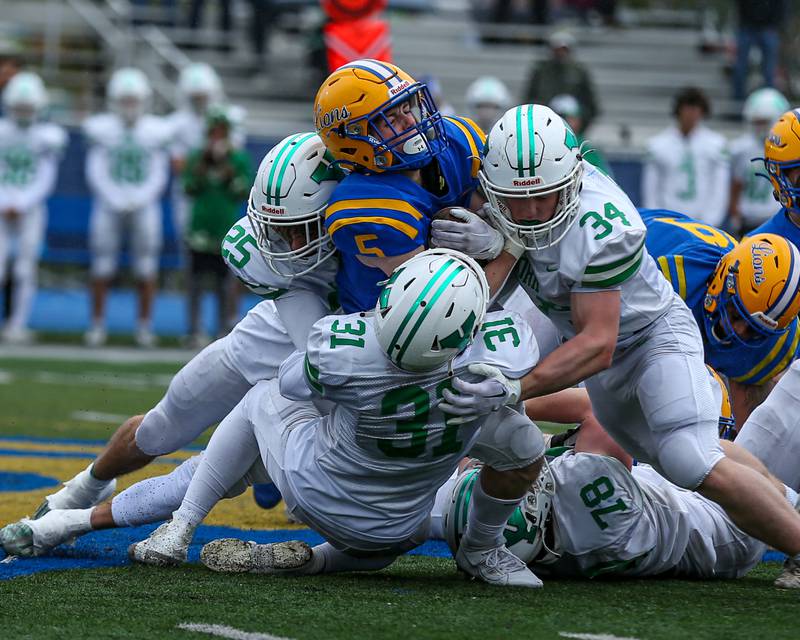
0,355,796,640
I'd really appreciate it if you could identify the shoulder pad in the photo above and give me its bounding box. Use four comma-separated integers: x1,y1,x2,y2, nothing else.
455,310,538,378
83,113,118,144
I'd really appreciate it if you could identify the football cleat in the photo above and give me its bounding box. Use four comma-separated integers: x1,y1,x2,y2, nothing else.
34,467,116,519
128,519,195,567
0,510,90,558
455,543,544,588
200,539,312,574
774,554,800,589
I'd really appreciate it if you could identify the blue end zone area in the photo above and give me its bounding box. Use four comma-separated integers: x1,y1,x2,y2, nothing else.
0,524,453,581
0,472,59,492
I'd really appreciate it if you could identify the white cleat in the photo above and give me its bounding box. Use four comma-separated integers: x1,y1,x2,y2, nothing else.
84,326,107,348
34,466,116,519
775,555,800,589
134,327,157,349
0,510,91,557
456,544,544,588
201,539,312,575
2,326,33,345
128,520,195,567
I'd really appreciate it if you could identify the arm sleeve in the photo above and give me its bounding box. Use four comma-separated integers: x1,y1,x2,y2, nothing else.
278,349,314,401
274,287,332,352
12,153,59,211
85,145,119,208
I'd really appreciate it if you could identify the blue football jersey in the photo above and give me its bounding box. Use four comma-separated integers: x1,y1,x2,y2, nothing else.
747,208,800,248
641,208,800,384
324,116,485,312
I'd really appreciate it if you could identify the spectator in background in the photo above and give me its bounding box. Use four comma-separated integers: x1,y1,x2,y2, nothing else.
549,93,612,176
729,87,789,237
521,30,598,135
642,87,729,228
490,0,549,25
84,68,171,348
0,51,20,324
167,62,245,238
0,73,66,344
465,76,510,134
182,106,252,347
188,0,232,50
733,0,786,101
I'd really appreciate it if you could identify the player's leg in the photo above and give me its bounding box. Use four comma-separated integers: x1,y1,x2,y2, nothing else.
129,383,271,565
459,407,546,588
3,206,44,341
86,204,119,346
735,360,800,491
35,337,253,515
131,203,162,347
592,307,800,571
1,455,203,557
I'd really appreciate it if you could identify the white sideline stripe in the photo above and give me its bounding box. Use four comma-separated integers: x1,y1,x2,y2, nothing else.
70,410,129,424
32,371,174,389
2,343,195,364
560,633,642,640
177,623,295,640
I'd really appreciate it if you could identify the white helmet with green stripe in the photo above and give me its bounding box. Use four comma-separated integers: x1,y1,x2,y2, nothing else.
444,463,556,565
480,104,583,250
248,132,345,278
374,248,489,372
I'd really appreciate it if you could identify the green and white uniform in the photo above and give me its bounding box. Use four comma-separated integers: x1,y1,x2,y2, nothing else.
134,216,338,456
264,310,543,553
729,133,777,230
84,112,171,279
515,164,724,489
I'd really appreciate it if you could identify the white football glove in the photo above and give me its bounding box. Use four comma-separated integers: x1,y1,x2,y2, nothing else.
430,207,504,260
440,363,522,425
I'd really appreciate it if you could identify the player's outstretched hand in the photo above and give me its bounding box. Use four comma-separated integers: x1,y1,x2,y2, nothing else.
430,207,504,260
440,363,522,425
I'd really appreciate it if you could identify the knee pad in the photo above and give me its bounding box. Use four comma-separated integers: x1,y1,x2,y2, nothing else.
91,252,117,279
652,425,725,490
470,408,545,472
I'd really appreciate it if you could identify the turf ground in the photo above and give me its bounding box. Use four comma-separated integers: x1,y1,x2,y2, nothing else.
0,354,796,640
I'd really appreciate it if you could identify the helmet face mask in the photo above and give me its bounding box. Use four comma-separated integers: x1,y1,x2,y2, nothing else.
445,462,559,565
762,109,800,213
703,234,800,349
479,104,584,250
247,132,344,278
374,248,489,372
315,59,448,174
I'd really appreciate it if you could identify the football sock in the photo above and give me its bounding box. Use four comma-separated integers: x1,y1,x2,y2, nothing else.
307,542,396,575
461,474,520,550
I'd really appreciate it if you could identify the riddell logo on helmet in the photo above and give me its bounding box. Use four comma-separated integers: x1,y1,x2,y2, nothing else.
512,177,543,187
389,80,411,96
261,205,285,215
751,243,775,285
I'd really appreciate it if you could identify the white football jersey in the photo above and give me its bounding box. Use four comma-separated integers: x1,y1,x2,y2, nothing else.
166,105,246,160
642,124,730,227
534,452,765,579
221,216,340,383
83,113,171,209
0,119,66,210
282,310,538,547
729,133,778,226
514,163,676,350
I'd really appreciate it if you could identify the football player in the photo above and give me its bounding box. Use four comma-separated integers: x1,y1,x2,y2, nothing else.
167,62,246,236
641,208,800,427
434,103,800,582
641,87,730,228
728,88,789,236
128,250,546,587
749,109,800,248
25,134,342,522
84,68,171,348
0,72,66,343
314,59,518,313
465,76,511,135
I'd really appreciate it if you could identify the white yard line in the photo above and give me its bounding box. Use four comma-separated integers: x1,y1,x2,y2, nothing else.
2,343,194,364
33,371,175,389
177,623,295,640
560,633,642,640
70,410,130,424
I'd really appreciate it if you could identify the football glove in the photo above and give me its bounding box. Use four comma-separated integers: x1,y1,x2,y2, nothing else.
440,363,521,425
430,207,504,260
